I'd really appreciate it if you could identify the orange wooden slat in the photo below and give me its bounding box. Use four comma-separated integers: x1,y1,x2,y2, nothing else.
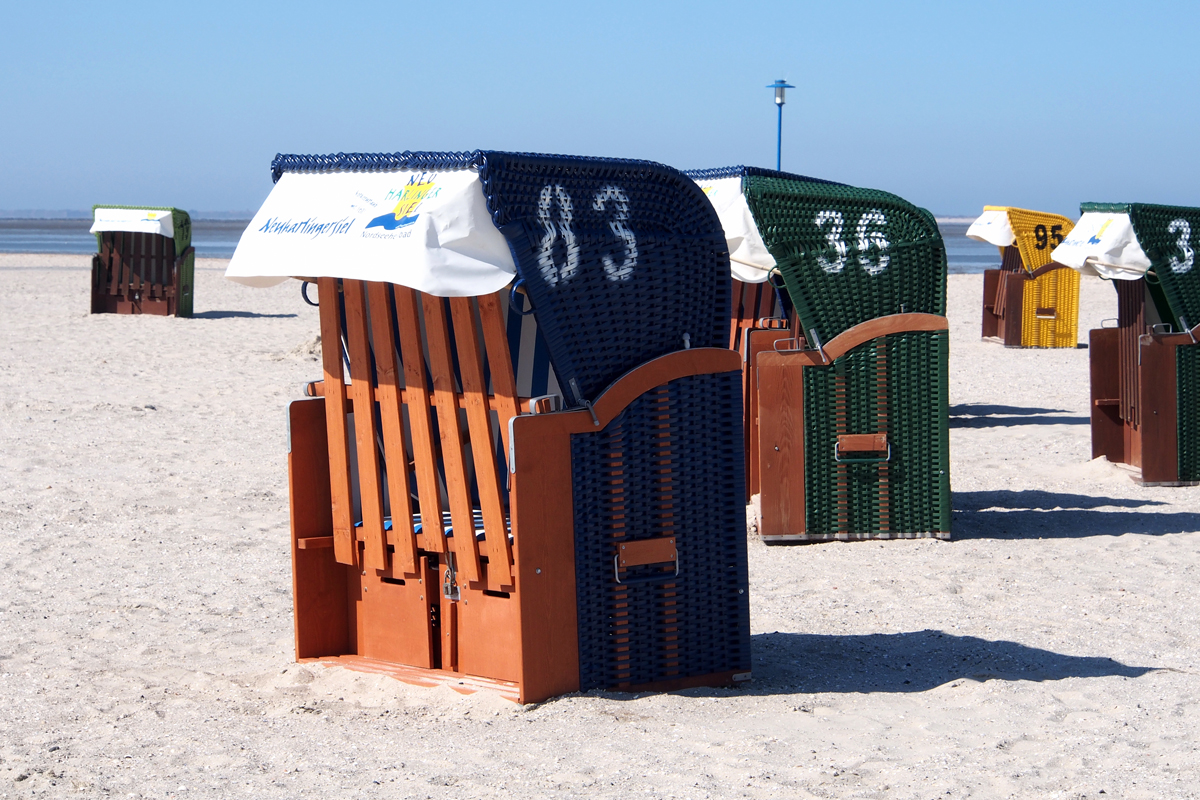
450,296,513,589
422,294,483,585
367,281,419,575
343,280,389,572
392,285,448,555
317,277,357,566
476,291,520,459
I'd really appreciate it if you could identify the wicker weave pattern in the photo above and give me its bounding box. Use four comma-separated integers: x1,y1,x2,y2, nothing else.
478,153,729,404
1177,346,1200,482
803,330,950,536
743,176,946,342
992,206,1079,348
1003,206,1074,272
1021,268,1080,347
684,165,843,186
571,371,750,690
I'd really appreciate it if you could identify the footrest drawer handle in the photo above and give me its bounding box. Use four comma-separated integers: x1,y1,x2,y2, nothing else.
834,434,890,464
613,537,678,584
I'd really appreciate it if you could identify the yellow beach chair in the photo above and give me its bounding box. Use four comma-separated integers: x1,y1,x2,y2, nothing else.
968,206,1079,347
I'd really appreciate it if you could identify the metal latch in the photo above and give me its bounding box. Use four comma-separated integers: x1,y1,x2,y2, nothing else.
442,553,460,601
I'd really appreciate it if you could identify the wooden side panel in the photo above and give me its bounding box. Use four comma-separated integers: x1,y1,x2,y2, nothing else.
745,329,795,499
367,282,419,575
343,280,389,572
289,399,350,659
981,269,1000,338
317,278,357,566
509,413,580,703
1002,273,1026,347
422,295,484,585
393,285,448,555
756,355,806,538
449,297,514,589
1139,338,1179,484
1090,328,1125,462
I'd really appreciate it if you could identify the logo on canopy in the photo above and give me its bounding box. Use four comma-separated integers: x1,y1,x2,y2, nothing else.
367,180,437,230
1087,219,1113,245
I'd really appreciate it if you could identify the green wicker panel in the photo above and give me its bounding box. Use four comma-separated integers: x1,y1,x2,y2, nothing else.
803,330,950,536
177,250,195,318
1177,345,1200,482
744,176,946,343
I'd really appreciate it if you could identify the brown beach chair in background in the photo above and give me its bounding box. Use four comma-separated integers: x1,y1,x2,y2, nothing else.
90,205,194,317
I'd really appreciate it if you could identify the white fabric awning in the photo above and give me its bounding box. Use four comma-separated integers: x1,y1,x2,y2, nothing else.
225,170,517,297
965,208,1015,247
1051,212,1151,280
91,208,175,239
694,176,776,283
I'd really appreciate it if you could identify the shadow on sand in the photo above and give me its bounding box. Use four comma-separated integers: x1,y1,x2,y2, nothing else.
952,489,1200,539
191,310,298,320
729,630,1156,694
596,631,1155,699
950,403,1087,428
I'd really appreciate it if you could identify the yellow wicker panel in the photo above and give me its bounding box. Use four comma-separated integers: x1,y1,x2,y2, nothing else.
1021,266,1080,347
982,206,1079,347
1004,206,1075,272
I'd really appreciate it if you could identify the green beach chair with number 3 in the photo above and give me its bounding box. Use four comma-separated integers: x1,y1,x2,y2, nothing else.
691,167,950,542
1053,202,1200,484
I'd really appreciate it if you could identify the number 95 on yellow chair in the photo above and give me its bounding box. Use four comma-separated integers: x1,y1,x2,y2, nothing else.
967,206,1080,348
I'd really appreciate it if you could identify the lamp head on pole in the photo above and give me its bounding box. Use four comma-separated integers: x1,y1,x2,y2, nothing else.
767,79,794,106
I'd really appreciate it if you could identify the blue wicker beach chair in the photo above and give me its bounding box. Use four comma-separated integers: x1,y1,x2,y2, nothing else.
1054,202,1200,485
228,151,751,702
691,166,950,543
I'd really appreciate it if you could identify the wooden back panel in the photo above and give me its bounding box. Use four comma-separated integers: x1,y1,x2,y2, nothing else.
316,277,518,592
92,231,178,315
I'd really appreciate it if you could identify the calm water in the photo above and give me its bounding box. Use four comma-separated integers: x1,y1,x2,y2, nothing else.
0,218,250,259
0,218,999,272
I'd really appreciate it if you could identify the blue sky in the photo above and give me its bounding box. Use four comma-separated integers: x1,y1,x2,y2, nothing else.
1,0,1197,217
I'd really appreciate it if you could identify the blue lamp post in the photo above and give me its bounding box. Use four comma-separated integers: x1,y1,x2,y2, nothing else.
767,79,794,171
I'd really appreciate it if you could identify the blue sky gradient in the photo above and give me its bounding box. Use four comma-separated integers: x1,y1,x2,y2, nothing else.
1,0,1197,217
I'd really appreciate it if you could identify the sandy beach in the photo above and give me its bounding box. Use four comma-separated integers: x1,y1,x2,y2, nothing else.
0,255,1197,799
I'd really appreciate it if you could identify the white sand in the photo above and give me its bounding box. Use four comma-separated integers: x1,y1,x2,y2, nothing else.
0,255,1197,799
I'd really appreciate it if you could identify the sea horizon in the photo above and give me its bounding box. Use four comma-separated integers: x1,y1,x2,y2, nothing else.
0,215,1000,271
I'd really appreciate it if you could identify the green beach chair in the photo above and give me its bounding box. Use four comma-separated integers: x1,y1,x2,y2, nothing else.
1053,202,1200,484
691,166,950,542
90,205,194,317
